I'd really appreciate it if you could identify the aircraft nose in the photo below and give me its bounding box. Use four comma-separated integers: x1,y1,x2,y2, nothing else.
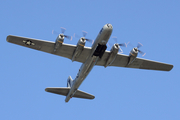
106,23,113,29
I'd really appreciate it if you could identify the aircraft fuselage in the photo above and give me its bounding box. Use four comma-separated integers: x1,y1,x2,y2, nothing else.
65,24,113,102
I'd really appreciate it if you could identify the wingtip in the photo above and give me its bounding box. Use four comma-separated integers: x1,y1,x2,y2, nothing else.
6,35,11,42
164,64,174,71
169,65,174,71
45,88,48,92
92,96,95,99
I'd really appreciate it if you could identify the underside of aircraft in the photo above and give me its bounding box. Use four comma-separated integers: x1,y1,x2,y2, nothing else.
7,24,173,102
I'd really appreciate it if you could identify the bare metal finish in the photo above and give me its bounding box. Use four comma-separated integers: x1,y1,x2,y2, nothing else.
7,24,173,102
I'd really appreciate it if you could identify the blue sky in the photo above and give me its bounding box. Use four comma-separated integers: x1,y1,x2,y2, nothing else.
1,0,180,119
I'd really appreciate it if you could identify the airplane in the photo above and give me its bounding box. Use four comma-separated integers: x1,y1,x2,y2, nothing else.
6,24,173,102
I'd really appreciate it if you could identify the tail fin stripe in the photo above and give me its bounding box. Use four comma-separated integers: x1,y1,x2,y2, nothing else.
67,76,73,87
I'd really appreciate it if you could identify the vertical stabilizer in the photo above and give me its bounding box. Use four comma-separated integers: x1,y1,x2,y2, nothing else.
67,76,73,87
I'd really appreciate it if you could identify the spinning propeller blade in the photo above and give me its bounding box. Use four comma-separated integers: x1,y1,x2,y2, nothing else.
82,31,93,43
138,50,146,56
61,27,66,34
118,43,127,47
110,36,127,53
52,30,59,35
112,36,127,47
64,35,72,40
137,42,143,48
82,31,88,37
127,42,146,56
112,36,118,43
74,31,93,44
52,27,72,40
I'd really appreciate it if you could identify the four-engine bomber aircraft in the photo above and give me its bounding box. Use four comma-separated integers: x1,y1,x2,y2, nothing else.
7,24,173,102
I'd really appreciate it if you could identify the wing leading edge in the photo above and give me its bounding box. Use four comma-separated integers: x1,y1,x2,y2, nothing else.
96,51,173,71
6,35,91,63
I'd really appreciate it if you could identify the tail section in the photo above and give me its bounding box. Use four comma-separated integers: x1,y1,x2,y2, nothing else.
45,87,95,100
67,76,73,87
45,75,95,102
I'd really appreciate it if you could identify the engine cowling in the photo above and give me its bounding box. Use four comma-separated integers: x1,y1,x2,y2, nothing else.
104,44,119,67
71,37,86,61
128,47,138,65
54,34,64,51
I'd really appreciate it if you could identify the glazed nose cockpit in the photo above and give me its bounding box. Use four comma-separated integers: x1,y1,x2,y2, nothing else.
106,23,113,28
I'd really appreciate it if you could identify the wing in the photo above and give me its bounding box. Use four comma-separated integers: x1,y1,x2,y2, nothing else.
6,35,91,63
96,51,173,71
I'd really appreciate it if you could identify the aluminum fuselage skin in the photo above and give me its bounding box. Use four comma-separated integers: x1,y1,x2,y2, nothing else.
65,24,113,102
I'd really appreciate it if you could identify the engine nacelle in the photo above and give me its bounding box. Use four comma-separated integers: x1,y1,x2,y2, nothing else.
104,44,119,67
71,37,86,61
128,47,138,65
54,34,64,52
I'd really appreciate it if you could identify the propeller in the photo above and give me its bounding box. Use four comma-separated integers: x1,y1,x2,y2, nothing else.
74,31,94,44
61,27,66,34
109,36,127,53
127,42,146,56
52,27,72,40
82,30,88,37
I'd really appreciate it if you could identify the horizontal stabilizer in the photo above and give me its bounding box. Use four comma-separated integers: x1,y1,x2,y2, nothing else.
45,87,95,99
